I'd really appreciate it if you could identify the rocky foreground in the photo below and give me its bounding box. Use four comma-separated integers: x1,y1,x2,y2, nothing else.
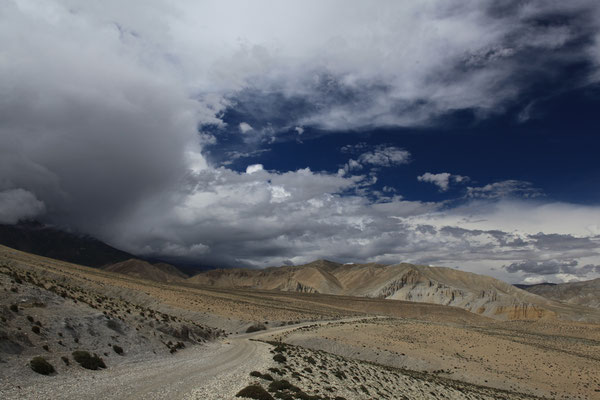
2,245,600,399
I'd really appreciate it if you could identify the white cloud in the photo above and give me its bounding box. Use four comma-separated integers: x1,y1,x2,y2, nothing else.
358,147,411,167
294,126,304,135
238,122,254,133
340,146,411,175
418,172,450,191
417,172,469,191
245,164,264,174
97,163,600,282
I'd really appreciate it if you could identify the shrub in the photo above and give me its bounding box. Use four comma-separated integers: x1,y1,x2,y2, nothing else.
268,380,297,392
10,304,18,313
273,354,286,363
273,344,286,353
112,345,124,355
72,351,106,370
246,323,267,333
250,370,263,377
236,385,274,400
61,356,70,365
31,326,41,334
333,370,346,380
30,357,55,375
27,315,34,323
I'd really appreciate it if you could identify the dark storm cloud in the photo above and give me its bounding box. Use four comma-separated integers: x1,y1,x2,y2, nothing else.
529,233,599,251
505,259,579,275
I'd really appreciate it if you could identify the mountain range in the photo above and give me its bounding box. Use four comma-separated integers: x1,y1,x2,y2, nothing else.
517,279,600,309
2,222,598,322
187,259,599,321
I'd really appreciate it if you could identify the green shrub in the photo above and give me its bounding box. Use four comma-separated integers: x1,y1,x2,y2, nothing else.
112,345,124,355
236,385,274,400
31,326,41,334
72,351,106,370
246,323,267,333
30,357,55,375
250,370,263,377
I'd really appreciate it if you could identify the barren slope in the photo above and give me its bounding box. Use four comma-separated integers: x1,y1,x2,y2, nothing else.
521,278,600,309
189,260,599,321
103,259,188,283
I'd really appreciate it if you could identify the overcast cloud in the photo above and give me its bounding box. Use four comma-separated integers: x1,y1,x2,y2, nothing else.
1,0,600,283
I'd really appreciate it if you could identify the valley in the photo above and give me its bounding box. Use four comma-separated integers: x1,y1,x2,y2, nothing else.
1,245,600,399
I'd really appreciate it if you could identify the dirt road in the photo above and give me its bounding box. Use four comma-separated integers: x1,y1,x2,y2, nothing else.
1,318,371,400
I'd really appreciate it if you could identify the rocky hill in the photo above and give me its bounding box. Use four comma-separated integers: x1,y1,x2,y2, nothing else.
0,221,135,268
103,259,188,283
518,278,600,309
188,260,598,321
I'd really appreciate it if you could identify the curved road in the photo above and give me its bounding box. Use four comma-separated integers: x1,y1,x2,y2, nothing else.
2,317,373,400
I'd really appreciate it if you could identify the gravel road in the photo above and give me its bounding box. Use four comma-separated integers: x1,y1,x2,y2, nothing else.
1,318,372,400
0,338,271,400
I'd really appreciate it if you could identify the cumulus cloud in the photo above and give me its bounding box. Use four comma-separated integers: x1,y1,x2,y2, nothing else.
0,0,210,233
238,122,254,133
245,164,264,174
0,189,46,224
417,172,469,191
339,145,410,175
358,147,411,167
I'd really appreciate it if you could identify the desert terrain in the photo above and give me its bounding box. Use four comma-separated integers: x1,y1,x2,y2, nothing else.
1,244,600,399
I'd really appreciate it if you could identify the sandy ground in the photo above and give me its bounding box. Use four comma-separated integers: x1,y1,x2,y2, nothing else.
1,319,540,400
271,318,600,399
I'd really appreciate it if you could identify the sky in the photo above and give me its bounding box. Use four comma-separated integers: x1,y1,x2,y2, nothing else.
1,0,600,284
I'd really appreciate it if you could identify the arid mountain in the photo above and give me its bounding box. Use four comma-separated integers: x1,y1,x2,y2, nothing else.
188,260,598,321
518,278,600,309
103,259,188,282
0,221,135,268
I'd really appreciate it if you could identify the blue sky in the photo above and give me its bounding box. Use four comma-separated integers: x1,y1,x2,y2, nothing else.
207,83,600,205
1,0,600,283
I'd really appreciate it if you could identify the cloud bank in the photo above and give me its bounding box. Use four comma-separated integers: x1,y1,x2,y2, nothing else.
1,0,600,283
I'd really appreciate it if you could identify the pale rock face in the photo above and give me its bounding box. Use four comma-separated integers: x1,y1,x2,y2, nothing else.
188,260,600,322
